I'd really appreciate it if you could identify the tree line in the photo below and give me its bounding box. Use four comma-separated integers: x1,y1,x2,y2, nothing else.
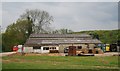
73,30,119,44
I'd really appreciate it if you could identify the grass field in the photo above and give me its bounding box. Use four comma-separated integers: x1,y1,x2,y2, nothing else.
2,54,119,69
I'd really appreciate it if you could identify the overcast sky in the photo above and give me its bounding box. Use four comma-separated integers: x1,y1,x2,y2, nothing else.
2,2,118,32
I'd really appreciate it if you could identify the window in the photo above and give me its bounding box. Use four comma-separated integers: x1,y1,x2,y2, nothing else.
43,47,49,50
46,47,49,50
52,47,54,49
77,46,82,49
51,47,56,50
33,46,41,49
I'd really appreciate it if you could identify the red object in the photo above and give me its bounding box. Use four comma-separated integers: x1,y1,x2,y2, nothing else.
13,46,18,51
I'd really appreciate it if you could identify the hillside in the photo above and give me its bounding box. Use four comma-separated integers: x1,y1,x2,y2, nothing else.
73,29,119,44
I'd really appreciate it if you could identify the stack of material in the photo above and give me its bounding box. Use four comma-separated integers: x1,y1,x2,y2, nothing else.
97,48,104,54
81,48,89,54
76,48,103,54
50,50,59,53
92,48,97,54
93,48,103,54
76,50,82,55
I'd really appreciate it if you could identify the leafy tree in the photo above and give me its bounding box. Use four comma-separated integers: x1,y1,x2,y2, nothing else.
2,9,54,52
89,32,99,40
2,20,31,52
20,9,53,34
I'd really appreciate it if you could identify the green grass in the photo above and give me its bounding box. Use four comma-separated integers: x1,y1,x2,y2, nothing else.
2,55,119,69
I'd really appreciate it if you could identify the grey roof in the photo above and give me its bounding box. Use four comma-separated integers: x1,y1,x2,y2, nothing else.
30,34,91,38
24,34,102,46
41,39,102,44
25,38,102,46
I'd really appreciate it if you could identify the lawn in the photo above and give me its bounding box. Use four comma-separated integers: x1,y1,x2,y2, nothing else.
2,54,119,69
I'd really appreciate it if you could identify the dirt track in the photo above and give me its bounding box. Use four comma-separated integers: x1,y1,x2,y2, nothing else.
95,52,120,56
0,52,119,57
0,52,17,57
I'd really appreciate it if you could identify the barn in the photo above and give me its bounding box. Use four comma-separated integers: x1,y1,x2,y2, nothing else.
24,34,102,53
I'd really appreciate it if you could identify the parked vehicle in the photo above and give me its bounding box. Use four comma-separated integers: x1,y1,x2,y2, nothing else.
13,46,18,51
110,44,117,52
64,47,69,53
105,44,110,52
97,44,106,52
13,45,24,53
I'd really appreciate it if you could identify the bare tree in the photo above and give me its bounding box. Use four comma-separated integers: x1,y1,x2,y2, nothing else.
52,28,73,34
20,9,53,34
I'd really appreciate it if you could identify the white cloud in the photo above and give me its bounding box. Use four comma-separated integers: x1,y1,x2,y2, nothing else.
1,0,119,2
2,2,118,32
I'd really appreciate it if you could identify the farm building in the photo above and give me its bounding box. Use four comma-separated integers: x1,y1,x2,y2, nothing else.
24,34,102,53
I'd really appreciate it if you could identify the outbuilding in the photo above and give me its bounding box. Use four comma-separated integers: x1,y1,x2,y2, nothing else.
24,34,102,53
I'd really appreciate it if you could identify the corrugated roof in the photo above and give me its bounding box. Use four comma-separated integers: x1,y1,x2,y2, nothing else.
41,39,102,44
30,34,91,38
25,38,102,46
24,34,102,46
